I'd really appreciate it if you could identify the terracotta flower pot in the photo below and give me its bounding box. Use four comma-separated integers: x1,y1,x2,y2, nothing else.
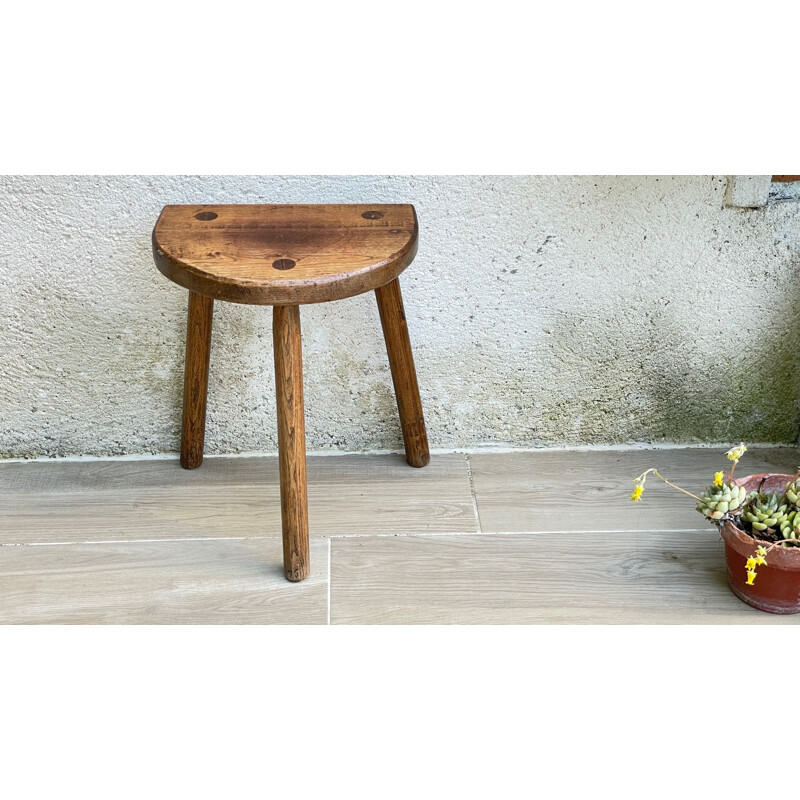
720,473,800,614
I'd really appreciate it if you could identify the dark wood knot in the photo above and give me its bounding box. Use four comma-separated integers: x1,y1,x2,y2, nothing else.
195,211,218,221
273,258,296,270
362,210,384,220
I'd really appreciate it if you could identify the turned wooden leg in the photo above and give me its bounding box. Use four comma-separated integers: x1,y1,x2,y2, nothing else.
273,304,310,582
375,277,430,468
181,292,214,470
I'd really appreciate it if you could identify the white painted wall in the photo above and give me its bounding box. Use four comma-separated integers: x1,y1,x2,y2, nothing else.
1,175,799,459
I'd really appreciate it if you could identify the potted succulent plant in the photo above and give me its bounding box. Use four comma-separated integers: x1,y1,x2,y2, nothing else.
631,444,800,614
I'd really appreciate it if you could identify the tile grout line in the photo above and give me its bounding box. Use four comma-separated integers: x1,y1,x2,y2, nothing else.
327,537,332,626
0,527,714,548
324,527,713,537
0,536,281,547
464,453,482,533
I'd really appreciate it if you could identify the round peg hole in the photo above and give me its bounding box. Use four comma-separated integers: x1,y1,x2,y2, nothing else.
273,258,296,270
362,210,384,220
195,211,218,221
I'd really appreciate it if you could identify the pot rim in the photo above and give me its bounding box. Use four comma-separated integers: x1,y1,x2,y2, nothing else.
733,472,795,492
722,473,800,570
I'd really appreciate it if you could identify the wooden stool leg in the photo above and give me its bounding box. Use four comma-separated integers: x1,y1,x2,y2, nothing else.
181,292,214,470
273,304,310,582
375,277,430,468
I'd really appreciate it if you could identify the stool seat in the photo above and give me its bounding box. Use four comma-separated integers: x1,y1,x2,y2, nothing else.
153,203,418,305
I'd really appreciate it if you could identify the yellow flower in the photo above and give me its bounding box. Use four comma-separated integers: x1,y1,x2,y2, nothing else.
745,557,757,571
630,485,644,502
714,472,724,487
746,570,757,586
726,443,747,462
755,556,767,566
756,546,767,556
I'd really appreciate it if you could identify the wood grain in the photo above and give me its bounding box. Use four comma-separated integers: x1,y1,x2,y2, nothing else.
772,176,800,182
330,531,800,624
181,291,213,469
375,278,430,468
273,305,309,580
153,204,419,305
0,537,328,624
468,447,799,533
0,454,476,545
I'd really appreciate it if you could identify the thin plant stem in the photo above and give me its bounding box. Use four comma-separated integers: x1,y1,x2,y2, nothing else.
652,469,702,501
766,538,800,554
634,468,701,501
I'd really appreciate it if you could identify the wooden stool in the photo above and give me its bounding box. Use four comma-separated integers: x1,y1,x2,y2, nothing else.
152,204,429,581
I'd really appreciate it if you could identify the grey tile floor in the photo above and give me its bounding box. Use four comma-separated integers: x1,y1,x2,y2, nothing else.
1,447,798,624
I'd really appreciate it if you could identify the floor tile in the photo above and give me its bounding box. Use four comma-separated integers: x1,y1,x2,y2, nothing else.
0,537,328,624
330,530,800,624
0,453,476,544
468,447,798,532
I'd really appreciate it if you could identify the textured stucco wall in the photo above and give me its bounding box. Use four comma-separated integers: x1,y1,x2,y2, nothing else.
1,175,799,459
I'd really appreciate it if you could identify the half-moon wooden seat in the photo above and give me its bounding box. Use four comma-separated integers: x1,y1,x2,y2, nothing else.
153,204,418,305
152,203,429,583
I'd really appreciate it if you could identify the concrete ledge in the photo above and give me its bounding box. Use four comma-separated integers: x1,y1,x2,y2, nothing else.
725,175,772,208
